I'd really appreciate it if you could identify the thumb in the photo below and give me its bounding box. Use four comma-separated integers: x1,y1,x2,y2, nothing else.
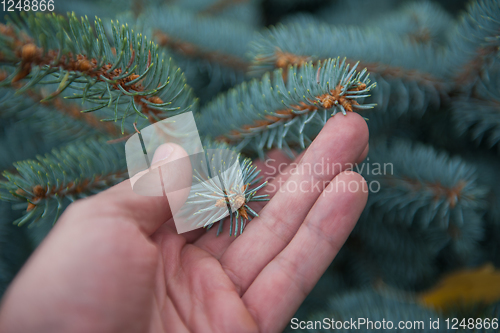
130,143,188,197
151,143,193,220
151,143,176,164
87,143,191,235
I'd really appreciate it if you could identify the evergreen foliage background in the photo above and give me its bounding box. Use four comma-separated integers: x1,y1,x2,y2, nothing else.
1,0,500,331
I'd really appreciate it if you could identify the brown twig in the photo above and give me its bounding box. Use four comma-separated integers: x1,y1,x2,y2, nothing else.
28,90,124,137
216,83,366,143
384,177,468,208
154,30,249,72
18,171,128,211
0,24,167,124
454,45,499,86
200,0,250,15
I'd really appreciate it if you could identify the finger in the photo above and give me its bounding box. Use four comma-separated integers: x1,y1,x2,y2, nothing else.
151,218,206,244
193,149,296,258
220,112,369,295
250,150,306,211
253,149,295,180
69,143,190,236
251,148,303,210
242,171,368,332
262,145,367,196
357,143,369,164
248,149,300,214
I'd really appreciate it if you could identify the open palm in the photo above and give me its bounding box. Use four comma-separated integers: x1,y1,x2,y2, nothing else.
0,113,369,333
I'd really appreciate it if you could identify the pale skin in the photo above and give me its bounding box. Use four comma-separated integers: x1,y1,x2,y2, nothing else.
0,112,369,333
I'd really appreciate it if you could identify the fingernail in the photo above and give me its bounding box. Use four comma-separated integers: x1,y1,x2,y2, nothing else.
152,143,174,164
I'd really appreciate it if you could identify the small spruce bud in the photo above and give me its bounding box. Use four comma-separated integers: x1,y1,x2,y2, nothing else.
21,43,38,61
149,96,163,104
77,59,92,72
129,74,140,81
233,194,246,210
32,184,45,197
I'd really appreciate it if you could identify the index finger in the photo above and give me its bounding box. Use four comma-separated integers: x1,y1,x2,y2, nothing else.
219,112,369,295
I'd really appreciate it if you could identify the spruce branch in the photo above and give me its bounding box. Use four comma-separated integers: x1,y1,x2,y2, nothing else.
181,141,268,236
128,5,254,72
167,0,261,27
368,1,453,46
41,95,123,137
0,136,270,235
448,0,500,86
0,86,125,139
0,137,127,227
123,5,255,102
249,21,448,117
200,0,252,15
453,69,500,152
250,23,446,88
153,30,250,73
461,151,500,226
348,216,444,289
0,12,197,128
360,140,487,252
198,58,376,158
289,2,452,47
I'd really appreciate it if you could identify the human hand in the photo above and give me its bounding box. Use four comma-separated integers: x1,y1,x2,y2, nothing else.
0,112,369,333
